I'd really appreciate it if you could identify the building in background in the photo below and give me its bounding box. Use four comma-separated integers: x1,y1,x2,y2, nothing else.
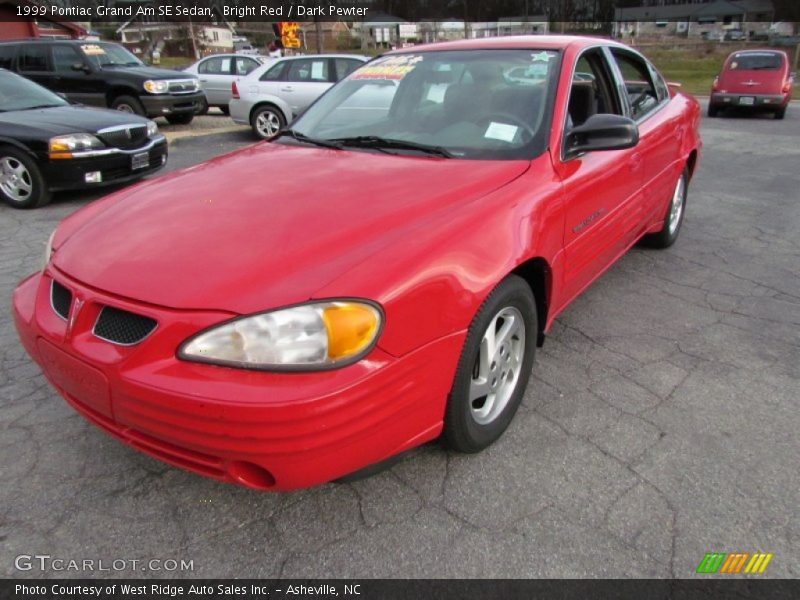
613,0,776,40
0,0,86,40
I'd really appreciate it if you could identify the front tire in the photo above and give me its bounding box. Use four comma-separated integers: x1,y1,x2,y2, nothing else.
110,94,145,116
166,113,194,125
444,275,537,453
196,96,209,116
251,105,285,139
0,146,51,209
707,104,719,118
641,167,688,249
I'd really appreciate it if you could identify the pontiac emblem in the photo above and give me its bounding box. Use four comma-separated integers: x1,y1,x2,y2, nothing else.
125,128,132,140
67,297,84,336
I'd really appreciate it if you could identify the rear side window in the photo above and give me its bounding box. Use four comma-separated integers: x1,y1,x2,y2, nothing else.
0,45,16,70
19,45,49,72
728,52,783,71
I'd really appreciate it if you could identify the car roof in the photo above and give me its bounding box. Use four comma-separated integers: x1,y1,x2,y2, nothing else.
384,35,625,54
0,39,113,44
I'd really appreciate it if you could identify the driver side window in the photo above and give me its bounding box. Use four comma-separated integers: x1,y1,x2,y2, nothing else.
565,50,622,132
609,50,659,120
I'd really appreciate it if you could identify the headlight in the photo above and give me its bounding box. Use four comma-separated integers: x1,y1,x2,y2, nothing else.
49,134,103,158
143,79,169,94
179,301,382,370
41,229,56,271
146,120,158,137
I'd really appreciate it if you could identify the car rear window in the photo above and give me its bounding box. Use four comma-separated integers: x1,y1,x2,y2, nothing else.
728,52,783,71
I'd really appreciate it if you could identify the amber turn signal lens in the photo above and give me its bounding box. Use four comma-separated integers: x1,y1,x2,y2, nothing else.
322,303,380,361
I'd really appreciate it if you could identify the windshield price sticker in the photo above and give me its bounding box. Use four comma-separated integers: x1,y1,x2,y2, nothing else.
352,55,424,81
81,45,106,55
484,122,519,143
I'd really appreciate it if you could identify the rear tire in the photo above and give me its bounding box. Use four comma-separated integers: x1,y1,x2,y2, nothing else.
166,113,194,125
707,104,719,118
251,105,285,139
110,94,145,116
443,275,536,453
0,146,51,209
219,105,230,116
641,167,688,249
774,106,786,120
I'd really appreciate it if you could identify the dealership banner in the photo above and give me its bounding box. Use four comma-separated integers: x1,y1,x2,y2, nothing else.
3,579,800,599
6,0,800,23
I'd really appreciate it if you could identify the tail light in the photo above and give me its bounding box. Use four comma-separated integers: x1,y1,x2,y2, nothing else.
711,76,720,92
232,81,239,99
783,81,793,94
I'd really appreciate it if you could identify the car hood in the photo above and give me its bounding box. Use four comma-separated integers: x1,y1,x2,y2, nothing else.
101,65,195,80
53,143,529,313
0,105,149,135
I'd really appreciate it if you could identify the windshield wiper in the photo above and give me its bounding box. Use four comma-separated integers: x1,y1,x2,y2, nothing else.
274,129,343,150
21,104,62,110
328,136,453,158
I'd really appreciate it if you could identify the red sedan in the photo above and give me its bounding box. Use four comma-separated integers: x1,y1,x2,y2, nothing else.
13,37,701,491
709,49,794,119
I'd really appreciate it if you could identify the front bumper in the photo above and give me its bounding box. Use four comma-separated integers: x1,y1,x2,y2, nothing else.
13,269,461,491
141,92,205,118
41,136,167,192
710,92,789,109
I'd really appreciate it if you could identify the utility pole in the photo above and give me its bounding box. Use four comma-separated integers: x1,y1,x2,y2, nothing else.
314,17,323,53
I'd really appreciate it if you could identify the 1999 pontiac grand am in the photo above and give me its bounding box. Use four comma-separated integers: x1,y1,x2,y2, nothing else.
14,36,701,490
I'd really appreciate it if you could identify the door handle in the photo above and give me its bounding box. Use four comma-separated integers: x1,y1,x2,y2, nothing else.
630,152,643,172
199,78,208,82
280,86,293,92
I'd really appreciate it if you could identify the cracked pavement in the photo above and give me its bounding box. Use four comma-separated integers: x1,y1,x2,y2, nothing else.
1,103,798,578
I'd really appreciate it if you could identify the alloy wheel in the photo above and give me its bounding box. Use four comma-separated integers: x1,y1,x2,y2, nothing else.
0,157,33,202
256,111,281,137
668,173,686,235
469,306,526,425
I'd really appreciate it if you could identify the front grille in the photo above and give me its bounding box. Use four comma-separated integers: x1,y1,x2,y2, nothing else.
50,280,72,320
97,125,148,150
93,306,157,345
168,80,198,94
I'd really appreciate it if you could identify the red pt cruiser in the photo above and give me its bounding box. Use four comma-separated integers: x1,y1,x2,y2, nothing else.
13,37,702,490
709,49,794,119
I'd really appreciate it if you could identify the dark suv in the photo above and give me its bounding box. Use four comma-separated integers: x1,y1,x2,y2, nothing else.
0,40,204,124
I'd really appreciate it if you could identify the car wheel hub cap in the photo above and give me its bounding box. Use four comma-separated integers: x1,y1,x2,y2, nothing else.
668,175,685,235
0,158,32,201
117,104,134,113
469,306,526,425
257,112,280,136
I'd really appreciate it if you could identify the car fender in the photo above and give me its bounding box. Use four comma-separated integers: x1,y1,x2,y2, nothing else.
0,137,39,161
248,95,292,124
312,153,565,358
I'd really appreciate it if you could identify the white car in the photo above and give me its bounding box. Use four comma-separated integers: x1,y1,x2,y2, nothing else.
183,54,272,114
229,54,368,138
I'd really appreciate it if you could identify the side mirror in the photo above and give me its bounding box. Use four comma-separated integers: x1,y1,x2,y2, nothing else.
71,62,91,73
564,114,639,159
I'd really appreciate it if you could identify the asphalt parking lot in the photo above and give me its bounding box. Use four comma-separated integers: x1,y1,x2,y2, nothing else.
1,102,798,579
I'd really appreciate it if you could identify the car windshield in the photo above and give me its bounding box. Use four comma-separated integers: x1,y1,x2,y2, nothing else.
0,71,67,112
728,52,782,71
287,49,562,160
81,43,143,68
